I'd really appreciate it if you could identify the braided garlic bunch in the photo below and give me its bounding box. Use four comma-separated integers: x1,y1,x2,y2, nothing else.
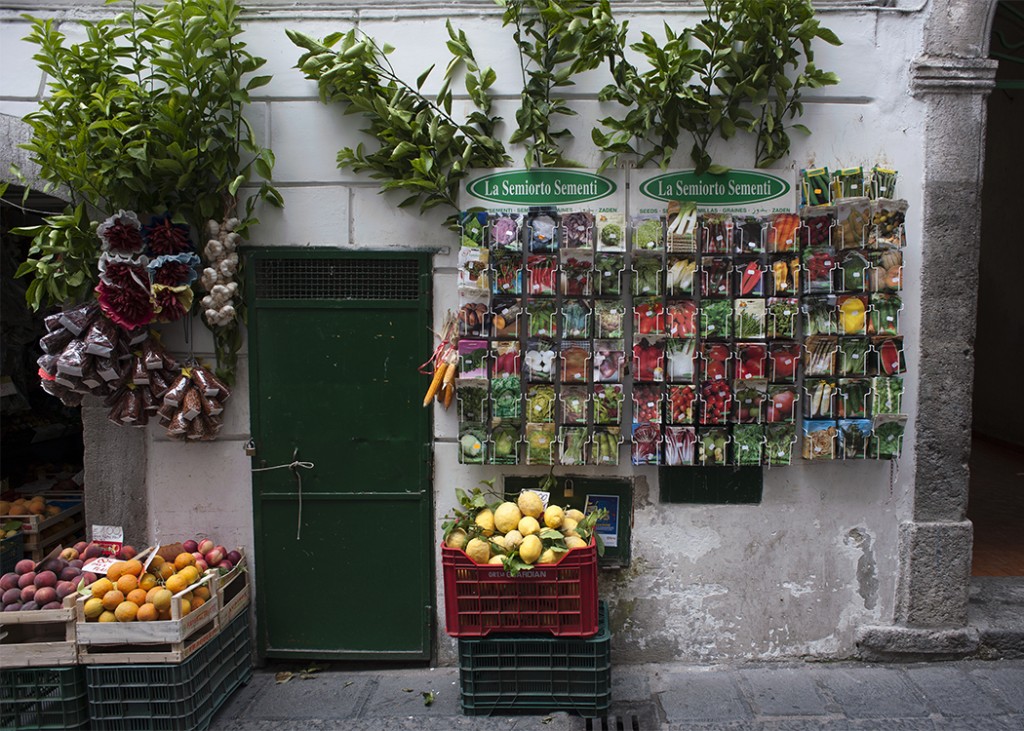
200,217,241,328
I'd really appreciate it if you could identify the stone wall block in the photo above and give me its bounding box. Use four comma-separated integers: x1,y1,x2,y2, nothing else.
895,521,973,628
241,185,350,247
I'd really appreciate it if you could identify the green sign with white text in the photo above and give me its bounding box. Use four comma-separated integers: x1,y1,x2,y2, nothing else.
465,169,618,208
636,169,793,215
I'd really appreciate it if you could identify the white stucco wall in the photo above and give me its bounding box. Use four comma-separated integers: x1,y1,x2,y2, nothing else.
0,0,931,662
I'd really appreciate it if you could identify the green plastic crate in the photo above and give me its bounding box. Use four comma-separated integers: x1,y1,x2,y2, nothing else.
0,666,89,730
210,611,253,717
458,601,611,717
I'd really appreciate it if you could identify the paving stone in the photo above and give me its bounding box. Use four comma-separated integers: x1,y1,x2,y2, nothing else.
932,716,1024,731
611,668,652,701
964,664,1024,713
658,672,752,723
904,664,1011,716
738,667,829,716
236,672,372,719
811,667,929,719
360,668,462,717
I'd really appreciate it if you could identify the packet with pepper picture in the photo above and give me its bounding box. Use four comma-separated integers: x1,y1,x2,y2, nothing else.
735,260,767,297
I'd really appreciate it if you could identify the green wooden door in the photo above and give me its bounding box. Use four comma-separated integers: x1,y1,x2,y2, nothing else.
247,251,433,660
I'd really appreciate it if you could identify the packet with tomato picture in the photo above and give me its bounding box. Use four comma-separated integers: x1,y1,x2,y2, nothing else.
733,379,767,424
767,213,800,253
734,215,766,254
766,384,798,423
699,342,732,381
560,386,589,425
631,422,663,465
799,205,836,247
736,342,767,380
665,339,697,382
802,248,837,293
632,383,663,424
634,298,665,335
768,342,800,383
664,425,697,465
699,380,732,425
666,300,697,338
632,337,665,382
668,384,697,424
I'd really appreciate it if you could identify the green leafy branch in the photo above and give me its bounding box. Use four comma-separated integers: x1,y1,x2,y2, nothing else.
288,24,509,223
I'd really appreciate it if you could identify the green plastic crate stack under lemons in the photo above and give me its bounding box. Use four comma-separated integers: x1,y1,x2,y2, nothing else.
457,601,611,716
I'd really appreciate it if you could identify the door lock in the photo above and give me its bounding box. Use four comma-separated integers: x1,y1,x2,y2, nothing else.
244,438,256,457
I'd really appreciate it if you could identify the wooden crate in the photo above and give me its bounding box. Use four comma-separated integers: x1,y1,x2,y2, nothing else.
75,572,221,665
0,593,78,668
211,556,249,625
1,500,83,536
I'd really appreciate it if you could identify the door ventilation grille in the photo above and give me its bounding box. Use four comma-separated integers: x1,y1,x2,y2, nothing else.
254,258,420,300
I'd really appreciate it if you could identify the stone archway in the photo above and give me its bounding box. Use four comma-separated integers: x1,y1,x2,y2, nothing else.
858,0,1000,659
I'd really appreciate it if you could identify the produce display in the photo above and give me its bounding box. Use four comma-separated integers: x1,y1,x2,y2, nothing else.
442,487,607,575
439,166,909,466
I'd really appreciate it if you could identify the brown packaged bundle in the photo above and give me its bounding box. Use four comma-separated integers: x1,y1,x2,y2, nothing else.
187,415,209,440
59,302,98,336
56,339,88,376
40,327,74,355
162,374,190,406
167,411,189,437
201,394,223,416
132,356,150,385
181,386,203,420
84,316,117,357
142,340,164,370
95,355,122,382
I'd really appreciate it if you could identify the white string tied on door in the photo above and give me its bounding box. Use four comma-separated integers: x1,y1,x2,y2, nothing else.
251,457,315,540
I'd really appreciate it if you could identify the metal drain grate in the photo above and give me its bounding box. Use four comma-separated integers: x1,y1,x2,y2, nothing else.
581,702,662,731
253,258,420,300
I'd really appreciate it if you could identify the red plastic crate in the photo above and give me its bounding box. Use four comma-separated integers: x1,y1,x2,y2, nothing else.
441,539,599,638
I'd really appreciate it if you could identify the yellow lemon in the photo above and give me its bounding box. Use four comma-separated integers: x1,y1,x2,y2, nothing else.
519,534,542,564
493,502,523,534
465,538,491,564
518,516,541,536
517,491,544,519
543,505,564,529
445,528,469,550
474,509,495,537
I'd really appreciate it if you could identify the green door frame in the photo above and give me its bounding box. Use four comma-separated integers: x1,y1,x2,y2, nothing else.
245,247,434,660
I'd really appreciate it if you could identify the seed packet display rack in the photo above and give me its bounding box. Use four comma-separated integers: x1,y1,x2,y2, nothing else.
453,166,909,467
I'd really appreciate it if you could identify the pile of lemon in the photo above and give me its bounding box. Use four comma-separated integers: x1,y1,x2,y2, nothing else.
81,553,211,623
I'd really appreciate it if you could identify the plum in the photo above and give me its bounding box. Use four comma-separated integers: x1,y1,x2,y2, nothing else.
14,559,35,575
20,585,36,603
0,572,18,592
4,602,23,611
2,588,21,605
34,570,57,588
18,572,36,589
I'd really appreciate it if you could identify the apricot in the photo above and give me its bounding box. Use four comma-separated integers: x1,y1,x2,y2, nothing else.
114,601,138,622
116,575,138,594
90,578,114,599
136,603,158,622
126,589,148,606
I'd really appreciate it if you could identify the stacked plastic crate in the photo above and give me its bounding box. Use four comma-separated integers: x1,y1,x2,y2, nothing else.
442,540,610,716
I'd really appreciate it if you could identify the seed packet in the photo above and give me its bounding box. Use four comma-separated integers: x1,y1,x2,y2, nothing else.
528,300,556,338
632,423,663,465
666,256,696,296
870,199,907,248
56,338,88,376
560,426,589,466
527,209,560,253
768,342,800,383
459,211,488,248
804,336,838,376
700,299,733,339
701,257,732,298
801,167,831,207
561,211,595,249
633,215,664,251
802,420,838,460
526,384,556,422
560,342,591,384
699,213,732,254
838,250,870,293
527,254,557,295
804,378,838,419
800,206,836,247
666,300,697,338
869,293,902,336
733,424,764,466
458,339,488,379
40,327,73,356
869,248,903,292
699,379,732,425
767,297,799,339
59,301,99,337
84,316,118,357
632,255,663,297
632,336,665,382
871,376,904,415
491,374,522,419
668,384,697,424
634,298,665,335
593,254,625,296
802,248,837,293
664,426,697,466
492,341,520,378
458,246,490,291
735,260,766,297
458,424,487,465
734,299,766,340
666,201,698,253
665,339,697,382
869,166,898,200
524,339,556,382
773,255,801,296
458,296,489,337
593,384,624,425
838,378,871,419
734,379,767,424
838,338,870,376
872,336,906,376
489,212,523,250
700,342,732,381
592,427,621,465
736,342,767,380
596,301,625,338
803,295,837,336
766,384,798,423
766,423,797,465
632,384,663,424
561,254,592,296
836,198,871,249
735,216,766,254
838,419,873,459
837,295,869,336
490,422,521,465
593,340,626,383
698,426,730,466
596,212,626,251
561,300,591,340
870,414,907,459
132,356,150,385
831,166,865,199
492,250,523,295
560,386,589,425
456,379,489,423
767,213,800,253
491,297,522,339
525,423,557,465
